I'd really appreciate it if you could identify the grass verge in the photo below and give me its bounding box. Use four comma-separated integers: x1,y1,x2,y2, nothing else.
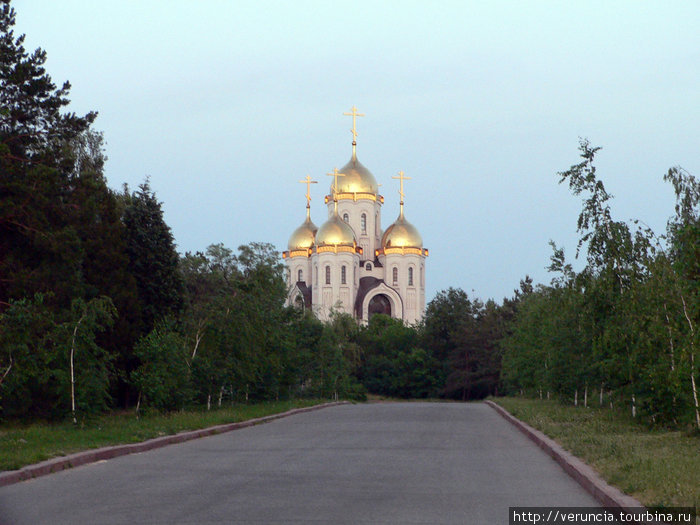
493,397,699,512
0,399,330,472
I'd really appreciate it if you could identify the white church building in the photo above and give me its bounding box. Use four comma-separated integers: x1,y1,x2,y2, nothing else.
282,108,428,324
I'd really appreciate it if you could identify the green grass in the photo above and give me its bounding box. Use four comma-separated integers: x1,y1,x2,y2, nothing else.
0,399,330,472
493,397,699,512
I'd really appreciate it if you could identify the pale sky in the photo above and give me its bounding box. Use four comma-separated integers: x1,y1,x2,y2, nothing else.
13,1,700,303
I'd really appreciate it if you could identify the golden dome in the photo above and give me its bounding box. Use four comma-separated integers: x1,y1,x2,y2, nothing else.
315,211,356,247
287,209,317,252
331,153,379,195
381,210,423,249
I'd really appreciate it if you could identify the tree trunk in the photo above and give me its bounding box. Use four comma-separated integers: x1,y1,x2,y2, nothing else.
584,385,588,408
599,383,604,407
663,303,675,371
70,315,85,425
679,293,700,429
218,385,224,407
574,389,578,407
632,393,636,418
691,354,700,430
0,355,12,387
207,394,211,411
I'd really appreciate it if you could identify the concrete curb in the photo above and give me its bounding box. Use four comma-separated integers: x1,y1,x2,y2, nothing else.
485,400,644,511
0,401,349,488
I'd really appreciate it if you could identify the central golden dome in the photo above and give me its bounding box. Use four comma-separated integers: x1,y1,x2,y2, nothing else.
331,153,379,195
381,210,423,249
316,212,357,247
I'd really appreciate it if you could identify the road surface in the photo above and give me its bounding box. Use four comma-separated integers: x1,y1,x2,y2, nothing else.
0,402,599,524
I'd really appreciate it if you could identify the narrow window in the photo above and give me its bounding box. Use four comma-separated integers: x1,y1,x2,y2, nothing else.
297,269,303,282
343,213,349,223
314,265,318,285
361,213,367,233
325,265,331,285
341,265,347,284
408,267,414,286
392,266,398,285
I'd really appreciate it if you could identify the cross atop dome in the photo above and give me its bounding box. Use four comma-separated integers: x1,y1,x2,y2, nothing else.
343,105,364,155
298,174,317,208
392,170,411,215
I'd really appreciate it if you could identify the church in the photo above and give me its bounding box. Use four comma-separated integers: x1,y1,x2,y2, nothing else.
282,107,428,325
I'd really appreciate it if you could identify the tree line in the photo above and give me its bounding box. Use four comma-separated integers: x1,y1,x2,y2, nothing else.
501,141,700,430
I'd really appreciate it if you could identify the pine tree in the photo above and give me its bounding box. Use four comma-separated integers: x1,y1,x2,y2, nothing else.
121,181,183,335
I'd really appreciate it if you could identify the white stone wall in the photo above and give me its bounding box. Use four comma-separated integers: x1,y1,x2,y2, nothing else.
332,199,382,263
284,256,312,307
380,252,426,325
311,250,359,321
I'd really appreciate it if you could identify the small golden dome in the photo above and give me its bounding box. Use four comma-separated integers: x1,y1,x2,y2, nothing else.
331,153,379,195
288,210,317,252
381,211,423,249
316,211,356,247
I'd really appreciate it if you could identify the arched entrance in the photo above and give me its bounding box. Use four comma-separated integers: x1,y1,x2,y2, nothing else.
368,293,391,317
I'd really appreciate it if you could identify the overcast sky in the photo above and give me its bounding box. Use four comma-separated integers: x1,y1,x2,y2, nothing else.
13,1,700,303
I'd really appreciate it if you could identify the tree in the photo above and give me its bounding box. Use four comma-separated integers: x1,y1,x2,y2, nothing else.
0,1,96,309
64,296,116,422
121,180,183,336
131,322,191,413
0,294,116,420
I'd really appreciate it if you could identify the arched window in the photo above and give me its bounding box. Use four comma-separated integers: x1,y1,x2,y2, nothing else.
365,262,372,271
408,267,414,286
325,265,331,285
392,266,398,285
361,213,367,233
343,213,349,223
297,269,303,282
341,265,347,284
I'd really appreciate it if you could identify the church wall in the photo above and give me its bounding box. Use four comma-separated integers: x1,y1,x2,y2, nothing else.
284,256,312,307
312,250,359,321
332,199,382,263
358,259,383,280
381,252,425,325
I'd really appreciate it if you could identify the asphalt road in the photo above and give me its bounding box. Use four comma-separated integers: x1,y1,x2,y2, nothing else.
0,402,599,524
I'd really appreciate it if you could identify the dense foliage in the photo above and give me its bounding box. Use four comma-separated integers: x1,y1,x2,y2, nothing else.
501,141,700,430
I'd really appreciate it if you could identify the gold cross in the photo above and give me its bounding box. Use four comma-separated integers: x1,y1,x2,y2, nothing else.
343,105,365,142
392,170,411,203
326,167,346,197
298,174,317,205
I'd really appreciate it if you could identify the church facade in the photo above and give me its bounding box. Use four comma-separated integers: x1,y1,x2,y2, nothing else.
282,108,428,324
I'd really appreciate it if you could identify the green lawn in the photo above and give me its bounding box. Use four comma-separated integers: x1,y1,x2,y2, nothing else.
0,399,329,472
493,397,699,512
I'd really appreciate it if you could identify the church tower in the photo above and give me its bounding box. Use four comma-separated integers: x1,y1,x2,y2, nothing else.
283,107,428,324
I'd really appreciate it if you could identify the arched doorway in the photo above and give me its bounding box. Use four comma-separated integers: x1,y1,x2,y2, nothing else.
368,294,391,317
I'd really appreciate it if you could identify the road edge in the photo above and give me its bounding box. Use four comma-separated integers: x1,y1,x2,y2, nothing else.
484,400,645,512
0,401,349,487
